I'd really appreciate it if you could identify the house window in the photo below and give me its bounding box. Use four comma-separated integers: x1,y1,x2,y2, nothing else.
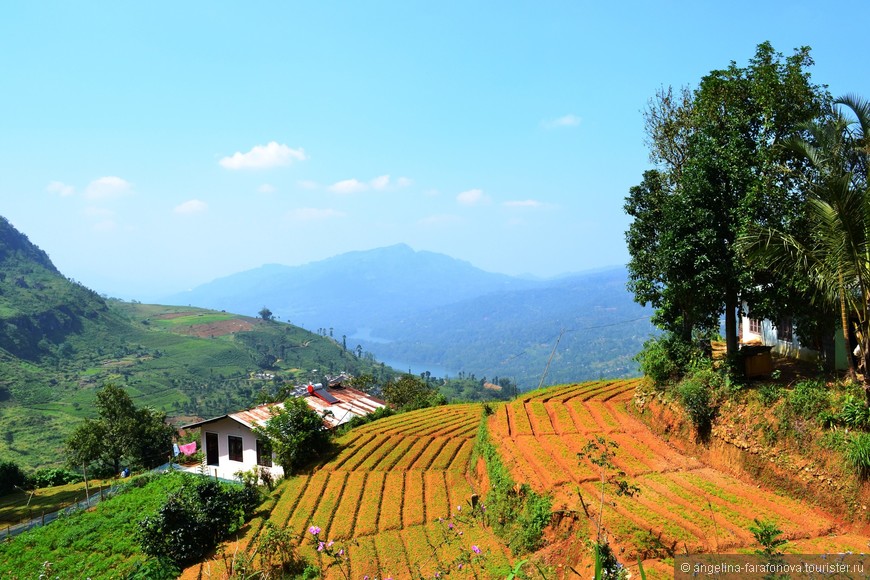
749,318,762,335
256,439,272,467
228,435,243,462
778,317,793,343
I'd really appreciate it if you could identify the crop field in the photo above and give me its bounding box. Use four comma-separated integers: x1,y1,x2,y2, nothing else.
181,403,512,579
489,379,854,565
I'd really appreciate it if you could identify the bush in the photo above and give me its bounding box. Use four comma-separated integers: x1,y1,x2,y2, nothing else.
137,477,261,567
30,468,82,488
676,367,723,438
636,333,694,389
786,379,830,418
838,395,870,429
845,432,870,479
0,460,28,495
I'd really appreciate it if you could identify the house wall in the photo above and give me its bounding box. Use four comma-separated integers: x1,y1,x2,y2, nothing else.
740,308,819,363
199,417,284,481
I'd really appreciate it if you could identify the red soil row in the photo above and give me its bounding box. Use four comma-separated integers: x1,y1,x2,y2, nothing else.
490,379,840,560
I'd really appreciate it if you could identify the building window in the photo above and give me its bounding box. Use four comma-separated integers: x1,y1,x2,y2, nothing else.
778,317,793,343
749,318,762,335
256,439,272,467
228,435,243,462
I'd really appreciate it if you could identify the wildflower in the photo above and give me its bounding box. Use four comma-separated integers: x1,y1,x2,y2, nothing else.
317,541,325,552
308,525,321,535
457,564,463,570
458,531,463,536
339,548,344,556
327,540,334,548
448,522,454,529
471,545,481,554
457,505,462,511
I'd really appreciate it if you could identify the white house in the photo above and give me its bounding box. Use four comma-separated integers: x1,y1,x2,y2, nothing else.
740,302,849,369
182,384,386,480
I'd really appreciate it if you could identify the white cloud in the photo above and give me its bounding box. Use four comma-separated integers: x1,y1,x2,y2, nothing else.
258,183,276,193
504,199,543,208
219,141,307,170
287,207,345,221
85,176,132,201
46,181,74,196
396,177,413,188
456,188,490,206
542,114,581,128
174,199,208,215
370,174,390,190
329,178,368,194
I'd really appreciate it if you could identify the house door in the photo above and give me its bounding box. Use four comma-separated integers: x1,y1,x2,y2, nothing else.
205,432,219,466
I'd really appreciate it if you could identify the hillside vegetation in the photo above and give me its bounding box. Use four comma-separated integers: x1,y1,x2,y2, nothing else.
0,217,395,471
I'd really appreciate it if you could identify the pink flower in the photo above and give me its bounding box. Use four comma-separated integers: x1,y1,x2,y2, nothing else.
317,541,325,552
308,525,321,535
458,564,463,570
338,548,344,556
457,505,462,511
471,545,481,554
448,522,454,529
327,540,334,548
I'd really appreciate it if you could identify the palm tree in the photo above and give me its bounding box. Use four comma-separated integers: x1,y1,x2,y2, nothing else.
738,95,870,398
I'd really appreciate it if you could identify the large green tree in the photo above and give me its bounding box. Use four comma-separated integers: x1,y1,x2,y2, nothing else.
253,396,331,474
66,383,174,474
627,42,829,358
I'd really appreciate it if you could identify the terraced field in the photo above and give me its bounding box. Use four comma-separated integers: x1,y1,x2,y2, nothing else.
182,380,869,579
491,379,865,572
181,404,511,579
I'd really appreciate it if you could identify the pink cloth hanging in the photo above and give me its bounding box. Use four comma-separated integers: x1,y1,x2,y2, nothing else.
178,441,197,455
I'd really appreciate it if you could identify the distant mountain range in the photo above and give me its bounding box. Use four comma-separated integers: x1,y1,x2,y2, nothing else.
165,244,656,387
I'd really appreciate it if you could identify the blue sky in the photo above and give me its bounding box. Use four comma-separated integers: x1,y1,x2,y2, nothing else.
3,1,869,300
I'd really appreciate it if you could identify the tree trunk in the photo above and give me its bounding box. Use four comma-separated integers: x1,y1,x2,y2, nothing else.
863,340,870,405
724,295,739,358
839,273,858,382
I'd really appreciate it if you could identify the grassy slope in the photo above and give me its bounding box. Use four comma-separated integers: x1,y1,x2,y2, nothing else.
0,301,395,472
0,471,194,579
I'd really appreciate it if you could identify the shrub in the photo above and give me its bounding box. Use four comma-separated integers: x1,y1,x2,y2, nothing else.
757,383,783,406
137,477,261,567
0,460,28,495
845,432,870,479
838,395,870,429
635,336,682,390
786,379,830,418
748,518,787,556
676,367,722,438
30,468,82,488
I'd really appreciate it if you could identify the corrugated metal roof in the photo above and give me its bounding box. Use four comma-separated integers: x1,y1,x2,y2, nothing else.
181,385,386,431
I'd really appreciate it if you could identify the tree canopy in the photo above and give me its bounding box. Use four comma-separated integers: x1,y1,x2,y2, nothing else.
739,96,870,396
626,41,830,359
253,396,331,474
65,383,174,474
